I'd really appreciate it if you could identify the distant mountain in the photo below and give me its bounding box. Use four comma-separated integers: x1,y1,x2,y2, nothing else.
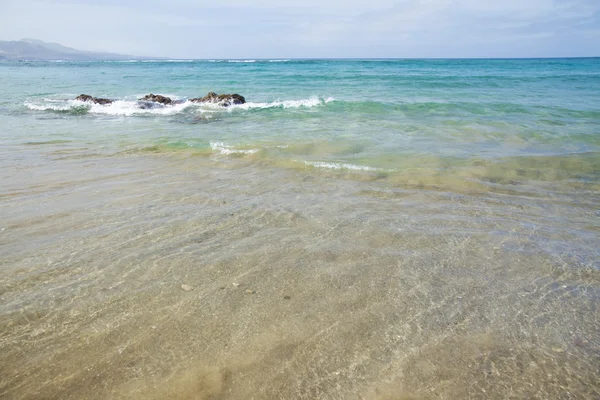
0,39,164,61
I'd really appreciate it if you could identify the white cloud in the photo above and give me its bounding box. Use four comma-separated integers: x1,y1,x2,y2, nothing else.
286,0,600,57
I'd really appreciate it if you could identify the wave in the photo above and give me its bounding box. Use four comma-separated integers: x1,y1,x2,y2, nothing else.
210,142,259,155
234,96,335,110
209,144,392,174
100,60,196,63
303,160,389,172
25,98,194,116
206,59,289,63
25,96,598,124
24,95,335,116
206,60,253,63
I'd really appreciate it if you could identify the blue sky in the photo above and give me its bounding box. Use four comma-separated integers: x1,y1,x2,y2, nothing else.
1,0,599,58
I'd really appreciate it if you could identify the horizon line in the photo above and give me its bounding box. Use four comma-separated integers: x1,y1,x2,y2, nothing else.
3,56,599,62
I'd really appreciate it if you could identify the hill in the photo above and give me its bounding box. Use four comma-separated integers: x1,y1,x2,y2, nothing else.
0,39,163,61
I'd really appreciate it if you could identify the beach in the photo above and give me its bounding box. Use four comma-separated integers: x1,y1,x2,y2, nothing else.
1,58,599,399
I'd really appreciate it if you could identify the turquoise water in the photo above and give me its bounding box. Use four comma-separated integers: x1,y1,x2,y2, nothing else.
3,59,600,166
1,59,599,399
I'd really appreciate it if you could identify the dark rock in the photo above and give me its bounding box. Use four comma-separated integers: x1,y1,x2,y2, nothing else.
75,94,92,102
190,92,245,107
75,94,113,105
139,93,173,105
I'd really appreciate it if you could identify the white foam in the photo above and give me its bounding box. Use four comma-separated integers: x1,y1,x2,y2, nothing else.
303,160,387,172
25,99,73,111
231,96,334,110
100,60,138,63
24,98,193,116
24,96,335,116
210,142,258,155
100,60,194,63
87,100,192,116
268,59,290,62
227,60,256,63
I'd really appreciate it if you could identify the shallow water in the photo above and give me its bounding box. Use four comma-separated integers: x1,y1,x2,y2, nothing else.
1,59,599,399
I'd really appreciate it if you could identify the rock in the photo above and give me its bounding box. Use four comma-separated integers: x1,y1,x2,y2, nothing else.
190,92,245,107
283,295,291,300
232,282,240,287
139,93,173,105
75,94,113,105
245,289,256,294
181,284,194,292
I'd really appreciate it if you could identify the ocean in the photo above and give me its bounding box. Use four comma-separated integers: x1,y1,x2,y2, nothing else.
1,58,599,399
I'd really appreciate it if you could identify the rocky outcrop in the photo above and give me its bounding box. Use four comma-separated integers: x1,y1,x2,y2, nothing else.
190,92,246,107
75,94,113,105
73,92,246,108
139,94,173,105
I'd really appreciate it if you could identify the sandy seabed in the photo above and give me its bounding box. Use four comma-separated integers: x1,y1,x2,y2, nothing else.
1,152,599,400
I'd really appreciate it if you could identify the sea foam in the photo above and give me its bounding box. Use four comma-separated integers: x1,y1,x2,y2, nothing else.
303,160,388,172
231,96,335,110
24,95,334,116
210,142,259,155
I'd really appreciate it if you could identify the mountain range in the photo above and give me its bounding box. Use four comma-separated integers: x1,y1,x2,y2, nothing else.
0,39,163,61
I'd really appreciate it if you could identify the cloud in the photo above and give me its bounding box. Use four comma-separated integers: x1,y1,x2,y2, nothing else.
286,0,600,57
0,0,598,57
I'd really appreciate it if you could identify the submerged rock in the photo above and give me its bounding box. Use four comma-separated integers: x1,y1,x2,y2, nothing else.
190,92,245,107
139,93,173,105
75,94,113,105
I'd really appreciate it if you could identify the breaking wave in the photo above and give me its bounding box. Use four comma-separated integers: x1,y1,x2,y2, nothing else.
210,142,259,155
207,59,290,63
24,96,335,116
303,160,389,172
232,96,334,110
205,59,257,63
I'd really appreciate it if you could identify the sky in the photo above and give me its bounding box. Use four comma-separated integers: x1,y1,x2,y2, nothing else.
0,0,599,58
